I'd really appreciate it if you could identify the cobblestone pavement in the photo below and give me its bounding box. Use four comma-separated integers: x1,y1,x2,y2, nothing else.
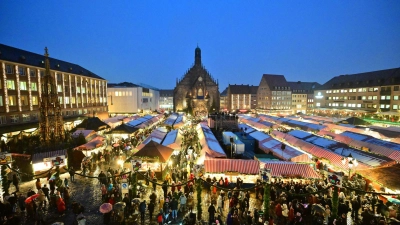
3,160,264,225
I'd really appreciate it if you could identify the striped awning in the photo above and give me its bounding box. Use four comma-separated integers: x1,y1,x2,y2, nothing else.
204,159,259,174
261,162,321,179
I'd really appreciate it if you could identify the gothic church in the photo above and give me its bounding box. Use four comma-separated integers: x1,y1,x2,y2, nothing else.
173,46,219,116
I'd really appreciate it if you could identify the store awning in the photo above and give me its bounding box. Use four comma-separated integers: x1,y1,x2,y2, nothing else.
204,158,259,174
261,161,321,179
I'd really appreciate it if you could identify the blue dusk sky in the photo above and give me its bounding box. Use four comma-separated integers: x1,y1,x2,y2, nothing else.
1,1,399,91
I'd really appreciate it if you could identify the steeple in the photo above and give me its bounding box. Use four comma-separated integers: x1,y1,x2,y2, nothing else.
195,45,201,65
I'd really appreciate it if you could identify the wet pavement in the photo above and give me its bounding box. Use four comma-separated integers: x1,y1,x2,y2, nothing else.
2,160,266,225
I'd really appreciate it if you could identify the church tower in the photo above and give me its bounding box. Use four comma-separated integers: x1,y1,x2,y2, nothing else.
173,46,220,115
39,47,65,146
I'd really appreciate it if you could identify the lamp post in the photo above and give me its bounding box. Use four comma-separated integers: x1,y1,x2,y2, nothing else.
341,153,358,178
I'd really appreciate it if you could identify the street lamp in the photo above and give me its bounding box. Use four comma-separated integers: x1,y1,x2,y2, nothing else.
341,153,358,178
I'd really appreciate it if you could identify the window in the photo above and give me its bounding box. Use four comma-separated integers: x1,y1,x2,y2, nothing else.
394,105,398,110
22,114,30,122
82,87,86,93
6,80,15,90
20,81,27,91
32,96,38,105
58,97,63,104
71,97,76,104
29,69,36,77
18,67,26,76
8,96,16,106
0,96,3,106
394,96,399,101
10,115,19,123
65,97,70,104
394,86,399,91
31,113,38,121
362,96,367,100
77,87,81,93
316,103,321,107
31,82,37,91
373,96,378,100
21,95,28,106
0,116,6,124
57,85,63,92
5,65,13,74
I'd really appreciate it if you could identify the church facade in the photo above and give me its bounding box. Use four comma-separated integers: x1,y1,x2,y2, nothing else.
173,47,219,116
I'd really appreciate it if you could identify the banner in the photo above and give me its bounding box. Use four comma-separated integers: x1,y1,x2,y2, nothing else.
261,168,272,184
327,172,343,187
131,159,142,172
193,164,204,178
0,153,12,164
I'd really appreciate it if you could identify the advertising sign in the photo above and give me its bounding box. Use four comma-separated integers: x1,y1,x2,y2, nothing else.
131,159,142,172
261,168,272,184
327,172,343,187
0,153,12,164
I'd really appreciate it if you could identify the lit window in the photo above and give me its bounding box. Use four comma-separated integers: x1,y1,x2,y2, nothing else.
0,96,3,106
65,97,70,104
20,81,27,91
22,114,30,122
21,95,28,106
7,80,15,90
58,97,63,104
31,82,37,91
57,85,63,92
8,96,16,106
32,96,38,105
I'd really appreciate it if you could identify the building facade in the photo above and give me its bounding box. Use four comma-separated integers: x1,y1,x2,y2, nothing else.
173,47,219,116
257,74,292,113
0,44,107,135
287,81,320,114
159,89,174,112
225,84,258,112
314,68,400,113
107,82,159,115
220,87,228,112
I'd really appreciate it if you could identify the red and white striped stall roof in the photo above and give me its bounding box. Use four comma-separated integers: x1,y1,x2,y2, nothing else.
204,159,259,174
261,162,321,179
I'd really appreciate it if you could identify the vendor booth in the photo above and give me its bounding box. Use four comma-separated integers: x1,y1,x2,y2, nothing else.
204,157,260,186
259,161,321,180
31,150,67,174
132,140,175,179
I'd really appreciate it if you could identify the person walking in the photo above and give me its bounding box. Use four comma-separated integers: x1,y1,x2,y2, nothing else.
35,178,42,191
148,200,155,220
208,203,216,225
139,200,147,224
69,166,75,182
179,194,187,213
171,197,178,221
12,173,19,192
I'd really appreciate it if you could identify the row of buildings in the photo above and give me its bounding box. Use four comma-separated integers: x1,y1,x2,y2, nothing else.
0,43,399,136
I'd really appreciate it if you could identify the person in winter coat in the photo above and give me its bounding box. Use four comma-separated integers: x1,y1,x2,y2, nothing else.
288,203,295,224
12,174,19,192
179,194,187,212
148,201,155,220
208,203,217,225
56,196,66,214
171,198,179,220
282,203,289,225
226,210,233,225
35,178,42,191
139,200,147,223
217,195,224,215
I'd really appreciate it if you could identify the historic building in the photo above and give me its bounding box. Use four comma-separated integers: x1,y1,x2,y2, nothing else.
159,89,174,112
0,44,108,136
313,68,400,113
257,74,292,113
173,46,219,116
287,81,320,114
107,82,159,115
225,84,258,112
219,87,228,111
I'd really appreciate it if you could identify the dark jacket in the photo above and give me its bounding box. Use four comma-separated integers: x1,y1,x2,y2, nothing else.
139,201,146,212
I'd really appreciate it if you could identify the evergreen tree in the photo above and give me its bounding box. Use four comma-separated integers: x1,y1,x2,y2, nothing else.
1,165,9,196
196,179,203,220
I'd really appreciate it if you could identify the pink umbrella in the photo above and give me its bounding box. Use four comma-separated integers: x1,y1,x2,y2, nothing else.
25,193,40,204
99,203,113,213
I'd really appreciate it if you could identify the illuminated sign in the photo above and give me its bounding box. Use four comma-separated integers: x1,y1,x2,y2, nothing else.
315,92,324,99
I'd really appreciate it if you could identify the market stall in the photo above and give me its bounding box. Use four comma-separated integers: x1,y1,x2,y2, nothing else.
132,140,174,178
259,161,321,180
31,150,67,174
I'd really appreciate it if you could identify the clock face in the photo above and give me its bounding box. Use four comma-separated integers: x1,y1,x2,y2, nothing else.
198,77,203,81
